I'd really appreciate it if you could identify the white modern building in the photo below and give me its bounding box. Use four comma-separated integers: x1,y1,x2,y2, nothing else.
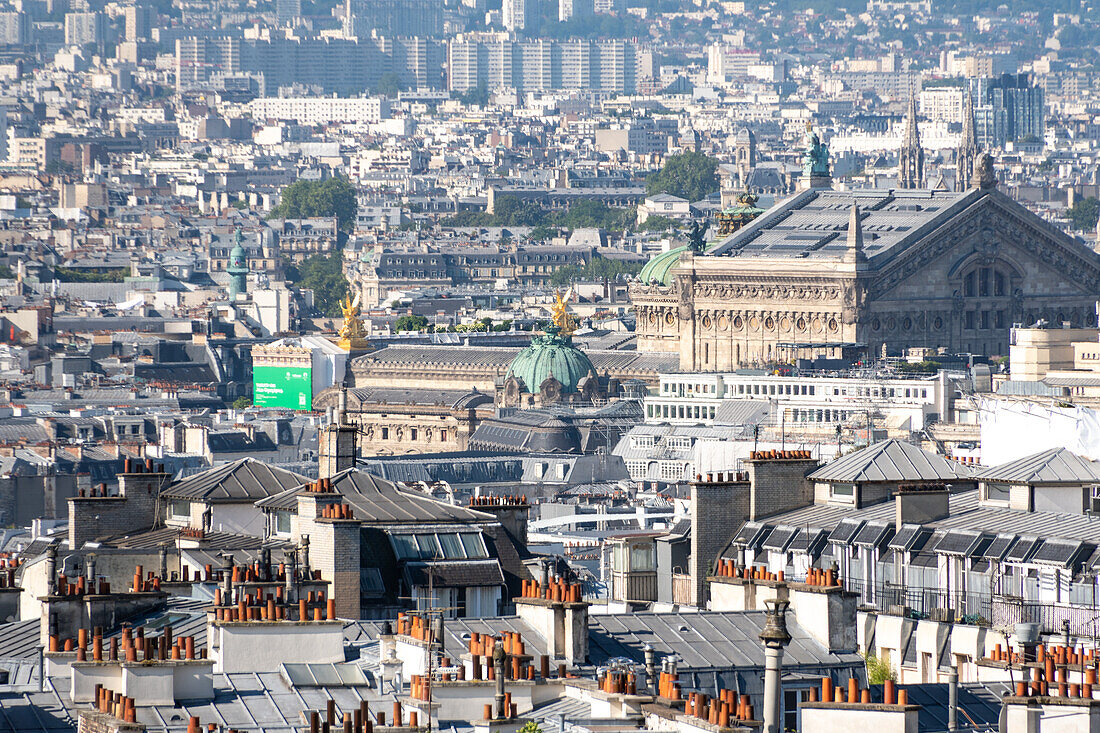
248,96,391,125
644,371,951,431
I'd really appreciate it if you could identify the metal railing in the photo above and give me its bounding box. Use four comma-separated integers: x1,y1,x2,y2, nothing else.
842,578,991,621
990,598,1100,637
839,578,1100,634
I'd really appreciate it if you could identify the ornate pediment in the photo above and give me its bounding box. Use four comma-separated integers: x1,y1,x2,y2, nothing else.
866,192,1100,299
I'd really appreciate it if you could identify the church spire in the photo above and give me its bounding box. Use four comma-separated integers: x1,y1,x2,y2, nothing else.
956,87,980,191
898,92,925,189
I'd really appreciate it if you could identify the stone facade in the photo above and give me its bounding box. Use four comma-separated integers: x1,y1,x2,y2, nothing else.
314,386,493,457
632,186,1100,368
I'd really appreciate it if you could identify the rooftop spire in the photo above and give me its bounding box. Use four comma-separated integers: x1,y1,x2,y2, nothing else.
956,87,980,191
844,203,866,265
898,92,925,189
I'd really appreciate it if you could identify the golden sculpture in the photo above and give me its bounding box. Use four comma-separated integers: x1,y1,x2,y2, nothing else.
551,288,577,336
338,291,369,349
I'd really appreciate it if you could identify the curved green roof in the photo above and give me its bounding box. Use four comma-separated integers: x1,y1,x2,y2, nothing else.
638,242,720,287
506,328,596,394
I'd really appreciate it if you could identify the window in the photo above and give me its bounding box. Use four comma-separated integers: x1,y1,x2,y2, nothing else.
381,427,389,440
392,533,419,559
168,500,189,518
985,483,1011,503
275,510,291,535
415,533,441,557
438,532,463,558
630,544,655,571
459,532,488,558
831,483,855,501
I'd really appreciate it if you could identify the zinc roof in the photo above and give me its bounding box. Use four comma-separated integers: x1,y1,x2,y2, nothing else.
973,447,1100,484
808,439,971,483
587,610,861,671
304,469,494,524
708,187,980,261
160,458,308,502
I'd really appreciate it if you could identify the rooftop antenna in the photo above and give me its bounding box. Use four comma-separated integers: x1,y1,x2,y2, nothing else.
397,561,462,733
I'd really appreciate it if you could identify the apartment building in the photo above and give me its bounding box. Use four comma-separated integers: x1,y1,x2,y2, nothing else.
248,97,391,125
644,371,950,432
447,35,640,93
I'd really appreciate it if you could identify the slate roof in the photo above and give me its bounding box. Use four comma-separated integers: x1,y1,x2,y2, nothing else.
726,488,1100,568
353,345,676,375
0,619,40,659
282,468,494,524
708,187,978,261
403,559,505,588
587,610,862,671
357,452,525,485
350,387,487,408
808,439,972,483
96,526,271,550
713,399,771,426
973,447,1100,484
160,458,308,502
346,615,549,659
0,669,399,733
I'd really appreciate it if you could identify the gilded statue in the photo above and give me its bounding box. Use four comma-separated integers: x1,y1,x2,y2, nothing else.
338,290,369,349
551,288,577,335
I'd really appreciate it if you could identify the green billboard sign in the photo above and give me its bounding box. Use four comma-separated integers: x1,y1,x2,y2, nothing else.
253,365,313,410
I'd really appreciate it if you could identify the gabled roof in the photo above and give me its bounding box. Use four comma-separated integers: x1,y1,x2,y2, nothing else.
161,458,308,502
808,439,970,483
263,468,495,524
973,447,1100,484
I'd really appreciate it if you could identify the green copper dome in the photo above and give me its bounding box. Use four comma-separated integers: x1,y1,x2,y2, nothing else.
638,242,720,287
506,327,597,394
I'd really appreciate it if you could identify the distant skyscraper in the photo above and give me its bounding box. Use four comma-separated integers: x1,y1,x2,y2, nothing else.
448,36,638,93
955,89,979,191
502,0,539,33
970,73,1045,149
558,0,592,22
123,5,152,40
275,0,301,25
898,92,924,189
64,11,104,47
343,0,442,38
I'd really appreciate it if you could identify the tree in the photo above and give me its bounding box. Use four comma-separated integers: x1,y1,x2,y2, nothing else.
1068,197,1099,232
394,314,429,332
640,214,679,232
290,252,348,318
646,152,720,203
864,652,896,684
555,199,634,230
232,396,253,410
550,264,582,287
457,83,489,107
373,72,403,97
269,176,358,232
491,196,546,227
